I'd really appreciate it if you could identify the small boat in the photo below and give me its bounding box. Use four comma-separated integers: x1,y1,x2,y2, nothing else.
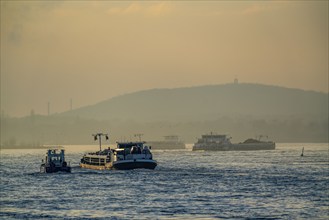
80,133,157,170
40,149,71,173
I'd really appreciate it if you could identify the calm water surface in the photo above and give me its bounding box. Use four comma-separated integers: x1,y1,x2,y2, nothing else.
0,143,328,219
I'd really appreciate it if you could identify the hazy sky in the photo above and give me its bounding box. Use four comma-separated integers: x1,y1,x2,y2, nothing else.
1,1,328,117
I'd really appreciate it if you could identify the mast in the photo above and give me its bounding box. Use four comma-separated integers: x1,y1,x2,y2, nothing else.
92,133,109,152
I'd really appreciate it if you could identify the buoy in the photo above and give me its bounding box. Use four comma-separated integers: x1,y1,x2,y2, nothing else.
301,147,304,157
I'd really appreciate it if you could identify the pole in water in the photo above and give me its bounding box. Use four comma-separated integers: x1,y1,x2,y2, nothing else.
301,147,304,157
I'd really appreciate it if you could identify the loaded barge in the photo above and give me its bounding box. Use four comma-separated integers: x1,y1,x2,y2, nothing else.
193,133,275,151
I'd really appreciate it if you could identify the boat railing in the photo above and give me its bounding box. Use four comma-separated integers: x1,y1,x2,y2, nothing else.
82,156,108,166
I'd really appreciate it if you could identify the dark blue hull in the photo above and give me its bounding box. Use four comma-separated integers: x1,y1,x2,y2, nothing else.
41,165,71,173
112,160,157,170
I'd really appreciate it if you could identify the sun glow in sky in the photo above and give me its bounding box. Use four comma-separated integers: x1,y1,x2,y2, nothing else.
1,1,328,116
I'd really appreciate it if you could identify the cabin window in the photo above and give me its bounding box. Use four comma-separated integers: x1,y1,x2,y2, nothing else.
51,157,60,161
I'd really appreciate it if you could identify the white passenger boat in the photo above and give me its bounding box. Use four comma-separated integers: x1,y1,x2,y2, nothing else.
112,142,157,170
80,133,157,170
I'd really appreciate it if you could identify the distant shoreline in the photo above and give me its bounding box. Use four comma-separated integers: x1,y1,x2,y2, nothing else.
0,146,59,150
1,142,328,150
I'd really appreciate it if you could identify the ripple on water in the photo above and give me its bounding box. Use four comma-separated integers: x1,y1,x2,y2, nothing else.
0,143,328,219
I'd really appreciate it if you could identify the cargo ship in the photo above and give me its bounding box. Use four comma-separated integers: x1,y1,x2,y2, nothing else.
192,133,275,151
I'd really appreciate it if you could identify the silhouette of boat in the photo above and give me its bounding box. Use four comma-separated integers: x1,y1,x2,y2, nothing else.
192,133,275,151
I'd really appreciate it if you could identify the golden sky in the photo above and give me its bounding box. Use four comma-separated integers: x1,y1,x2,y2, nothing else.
1,1,328,116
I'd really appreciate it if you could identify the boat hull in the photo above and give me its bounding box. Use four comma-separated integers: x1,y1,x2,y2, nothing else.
112,160,157,170
41,165,71,173
79,160,157,170
192,142,275,151
79,163,112,170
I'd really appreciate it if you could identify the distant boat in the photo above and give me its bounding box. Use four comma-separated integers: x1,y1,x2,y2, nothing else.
192,133,275,151
40,148,71,173
301,147,304,157
147,135,185,150
80,133,157,170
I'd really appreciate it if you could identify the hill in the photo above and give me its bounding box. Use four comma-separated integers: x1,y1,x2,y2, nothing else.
1,83,328,146
61,83,328,122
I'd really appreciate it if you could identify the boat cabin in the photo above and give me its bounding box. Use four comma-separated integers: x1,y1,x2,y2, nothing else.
197,134,231,144
45,149,66,167
114,142,152,161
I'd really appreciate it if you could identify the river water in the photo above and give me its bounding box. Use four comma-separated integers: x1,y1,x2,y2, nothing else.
0,143,328,219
